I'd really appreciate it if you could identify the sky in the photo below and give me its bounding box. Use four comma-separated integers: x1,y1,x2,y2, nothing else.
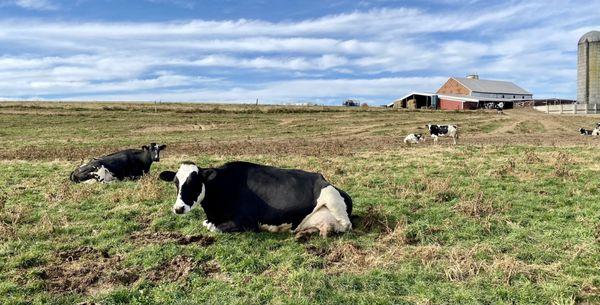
0,0,598,105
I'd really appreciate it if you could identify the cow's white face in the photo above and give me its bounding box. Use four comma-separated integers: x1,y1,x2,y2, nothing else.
159,162,209,215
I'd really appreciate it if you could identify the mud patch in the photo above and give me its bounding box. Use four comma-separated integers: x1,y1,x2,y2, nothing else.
130,231,215,246
147,256,220,282
41,247,138,294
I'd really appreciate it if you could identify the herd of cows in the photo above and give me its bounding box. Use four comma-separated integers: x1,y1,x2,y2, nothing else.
69,143,353,239
67,123,458,239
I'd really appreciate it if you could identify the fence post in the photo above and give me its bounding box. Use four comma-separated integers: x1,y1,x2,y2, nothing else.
546,102,550,113
560,103,563,114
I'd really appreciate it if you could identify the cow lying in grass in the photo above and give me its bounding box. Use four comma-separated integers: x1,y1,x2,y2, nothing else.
70,143,166,183
404,133,424,144
580,128,594,136
159,161,353,239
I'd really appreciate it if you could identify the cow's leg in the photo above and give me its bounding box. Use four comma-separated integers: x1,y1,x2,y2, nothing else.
202,220,222,233
216,221,243,232
294,227,320,241
432,135,438,144
453,136,457,145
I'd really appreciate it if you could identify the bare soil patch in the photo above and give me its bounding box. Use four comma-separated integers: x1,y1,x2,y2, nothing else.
129,231,216,246
40,247,138,295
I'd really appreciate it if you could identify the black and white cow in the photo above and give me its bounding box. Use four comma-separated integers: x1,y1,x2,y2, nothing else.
580,128,594,136
158,161,353,238
426,124,458,144
404,133,424,144
69,143,166,183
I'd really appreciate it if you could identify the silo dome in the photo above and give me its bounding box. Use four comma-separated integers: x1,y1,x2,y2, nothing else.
578,30,600,107
579,31,600,44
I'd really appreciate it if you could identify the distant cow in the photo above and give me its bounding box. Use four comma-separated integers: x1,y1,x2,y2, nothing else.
426,124,458,144
404,133,424,144
580,128,593,136
70,143,166,183
159,161,353,239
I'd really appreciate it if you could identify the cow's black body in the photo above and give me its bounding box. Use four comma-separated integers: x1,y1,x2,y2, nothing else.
70,144,164,183
580,128,593,136
177,161,352,232
428,124,449,136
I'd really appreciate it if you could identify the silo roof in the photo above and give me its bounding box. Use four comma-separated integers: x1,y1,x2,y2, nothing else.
579,31,600,44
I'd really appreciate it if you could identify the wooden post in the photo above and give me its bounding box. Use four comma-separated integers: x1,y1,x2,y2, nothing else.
546,102,550,113
574,103,577,114
560,103,563,114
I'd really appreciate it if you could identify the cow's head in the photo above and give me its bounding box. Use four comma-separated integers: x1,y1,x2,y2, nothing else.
142,143,166,162
159,162,217,215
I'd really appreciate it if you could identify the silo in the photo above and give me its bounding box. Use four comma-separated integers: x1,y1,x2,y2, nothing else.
578,31,600,108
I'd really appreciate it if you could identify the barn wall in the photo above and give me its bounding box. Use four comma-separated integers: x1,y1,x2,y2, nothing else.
439,99,463,110
437,78,470,95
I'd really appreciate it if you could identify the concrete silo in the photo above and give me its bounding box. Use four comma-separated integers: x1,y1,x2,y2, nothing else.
578,31,600,108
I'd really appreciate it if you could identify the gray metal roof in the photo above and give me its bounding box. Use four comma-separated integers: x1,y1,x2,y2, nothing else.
579,30,600,44
453,77,531,95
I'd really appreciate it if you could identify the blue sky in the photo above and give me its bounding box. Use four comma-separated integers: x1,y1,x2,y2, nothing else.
0,0,598,104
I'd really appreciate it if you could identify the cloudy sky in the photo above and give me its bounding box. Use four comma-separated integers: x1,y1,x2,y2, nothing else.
0,0,598,104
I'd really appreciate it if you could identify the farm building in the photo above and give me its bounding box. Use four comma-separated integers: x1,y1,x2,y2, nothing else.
389,75,533,110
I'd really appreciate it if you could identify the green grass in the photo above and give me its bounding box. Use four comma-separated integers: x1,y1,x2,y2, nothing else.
0,103,599,304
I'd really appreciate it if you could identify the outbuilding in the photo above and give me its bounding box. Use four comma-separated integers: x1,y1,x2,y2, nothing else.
389,75,533,110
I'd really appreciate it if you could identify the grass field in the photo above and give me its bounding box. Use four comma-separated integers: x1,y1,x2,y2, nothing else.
0,102,599,304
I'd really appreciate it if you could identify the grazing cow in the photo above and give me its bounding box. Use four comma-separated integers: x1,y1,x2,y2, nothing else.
404,133,424,144
580,128,594,136
593,128,600,136
426,124,458,144
159,161,353,238
70,143,166,183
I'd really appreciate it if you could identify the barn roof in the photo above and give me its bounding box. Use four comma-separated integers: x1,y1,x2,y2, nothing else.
452,77,531,95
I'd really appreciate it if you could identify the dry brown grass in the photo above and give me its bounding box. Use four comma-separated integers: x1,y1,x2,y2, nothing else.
454,192,495,218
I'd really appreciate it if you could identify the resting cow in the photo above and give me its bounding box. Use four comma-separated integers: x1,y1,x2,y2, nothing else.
426,124,458,144
580,128,593,136
70,143,166,183
404,133,424,144
159,161,353,238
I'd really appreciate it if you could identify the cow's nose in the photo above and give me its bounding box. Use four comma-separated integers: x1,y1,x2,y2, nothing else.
174,206,185,214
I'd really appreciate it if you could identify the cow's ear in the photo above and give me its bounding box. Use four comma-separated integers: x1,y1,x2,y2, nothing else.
142,145,149,150
159,171,176,182
158,144,166,150
201,169,217,181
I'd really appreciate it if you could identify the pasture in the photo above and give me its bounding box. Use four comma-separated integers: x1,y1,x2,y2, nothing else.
0,102,599,304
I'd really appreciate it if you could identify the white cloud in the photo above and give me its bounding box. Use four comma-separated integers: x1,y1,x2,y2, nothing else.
0,1,598,102
2,0,57,10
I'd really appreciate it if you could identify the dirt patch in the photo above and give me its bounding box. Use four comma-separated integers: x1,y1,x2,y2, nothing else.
147,256,196,282
147,256,221,282
129,231,215,246
40,247,138,295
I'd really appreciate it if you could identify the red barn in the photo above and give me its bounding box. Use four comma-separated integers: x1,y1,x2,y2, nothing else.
389,75,533,110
